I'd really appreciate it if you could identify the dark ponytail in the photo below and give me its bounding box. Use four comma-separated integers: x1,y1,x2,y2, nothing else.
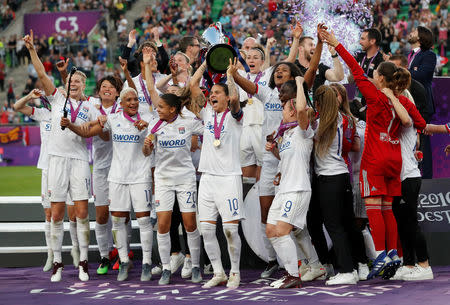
160,93,183,115
377,62,411,96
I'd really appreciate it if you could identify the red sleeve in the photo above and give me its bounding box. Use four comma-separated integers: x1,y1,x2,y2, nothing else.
399,96,426,130
335,43,380,106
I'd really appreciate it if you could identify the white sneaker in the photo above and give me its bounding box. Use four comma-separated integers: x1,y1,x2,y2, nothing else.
270,276,284,287
78,260,89,281
50,262,64,282
203,263,214,275
71,246,80,267
181,257,192,279
170,253,185,274
352,270,359,282
402,265,434,281
227,272,240,289
43,253,54,272
298,262,309,277
358,263,369,281
151,264,163,275
390,266,410,280
302,264,326,281
325,272,357,285
202,272,228,288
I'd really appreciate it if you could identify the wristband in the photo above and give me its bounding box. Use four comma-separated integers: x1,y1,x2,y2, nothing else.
331,53,338,58
231,108,243,121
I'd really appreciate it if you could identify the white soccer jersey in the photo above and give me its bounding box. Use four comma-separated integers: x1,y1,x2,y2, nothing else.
349,120,366,185
47,90,98,161
150,115,203,186
278,126,314,193
254,85,283,139
313,114,349,176
103,112,152,184
198,104,243,175
123,73,165,118
30,107,52,170
399,117,421,181
237,70,265,127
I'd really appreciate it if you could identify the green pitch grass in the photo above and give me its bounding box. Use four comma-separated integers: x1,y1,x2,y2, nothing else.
0,166,41,196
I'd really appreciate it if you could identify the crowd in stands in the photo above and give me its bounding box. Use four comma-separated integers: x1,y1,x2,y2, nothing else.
0,0,449,125
0,0,23,30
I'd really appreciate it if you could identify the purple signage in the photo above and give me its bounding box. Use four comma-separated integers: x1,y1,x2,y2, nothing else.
24,10,104,38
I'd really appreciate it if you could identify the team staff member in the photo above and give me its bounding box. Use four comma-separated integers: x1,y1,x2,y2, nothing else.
62,88,154,282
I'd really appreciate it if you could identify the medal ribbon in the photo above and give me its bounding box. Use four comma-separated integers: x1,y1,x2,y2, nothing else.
139,74,155,106
123,111,141,123
69,100,83,123
214,109,229,140
274,121,298,142
99,102,118,115
247,71,263,99
360,50,379,75
150,115,178,134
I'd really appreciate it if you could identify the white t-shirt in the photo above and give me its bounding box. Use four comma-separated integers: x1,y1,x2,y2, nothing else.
349,120,366,186
399,117,421,181
30,107,52,170
47,90,98,161
150,115,203,186
198,104,243,175
313,114,349,176
254,85,283,139
103,112,153,184
278,125,314,193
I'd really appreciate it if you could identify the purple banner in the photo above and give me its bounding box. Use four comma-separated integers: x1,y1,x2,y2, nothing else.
24,10,103,38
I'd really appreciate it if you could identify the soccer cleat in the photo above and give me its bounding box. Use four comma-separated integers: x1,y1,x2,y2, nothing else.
226,272,240,289
50,262,64,282
203,263,213,275
261,260,279,279
71,246,80,268
141,263,152,281
112,258,120,270
117,262,131,281
202,272,228,288
43,253,54,272
271,275,287,288
78,260,89,281
402,265,434,281
113,250,133,270
191,267,203,283
152,264,163,275
170,253,185,274
302,264,327,281
390,266,410,280
298,262,309,277
358,263,370,281
97,257,111,275
367,251,391,279
325,272,357,285
277,274,302,288
158,269,171,285
109,248,118,261
181,257,192,279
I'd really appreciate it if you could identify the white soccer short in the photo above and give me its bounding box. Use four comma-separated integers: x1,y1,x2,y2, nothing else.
47,155,91,202
259,152,279,196
109,182,152,213
93,166,110,207
198,173,244,223
240,125,263,167
267,191,311,229
41,169,50,209
155,183,197,213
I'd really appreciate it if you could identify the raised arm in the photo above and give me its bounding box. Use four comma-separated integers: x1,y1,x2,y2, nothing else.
231,67,257,95
261,37,276,70
119,56,137,92
227,58,241,115
144,51,161,107
23,30,55,96
153,28,169,73
156,57,178,92
382,88,412,127
303,23,325,89
285,21,303,63
56,58,69,86
13,89,41,116
189,61,207,99
295,76,309,130
324,45,344,82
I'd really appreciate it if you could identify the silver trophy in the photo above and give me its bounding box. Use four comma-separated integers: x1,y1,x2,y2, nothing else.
201,22,237,73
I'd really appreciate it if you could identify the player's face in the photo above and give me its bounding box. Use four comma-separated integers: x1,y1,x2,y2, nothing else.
274,64,294,87
243,38,256,52
278,83,295,103
67,74,85,100
301,38,315,61
209,85,229,113
246,49,264,74
120,91,139,116
99,80,118,103
282,99,296,123
174,53,189,71
156,99,176,121
359,32,370,51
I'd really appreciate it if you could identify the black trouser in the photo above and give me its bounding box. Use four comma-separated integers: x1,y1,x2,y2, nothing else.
316,173,362,273
420,134,433,179
170,197,190,255
392,177,429,266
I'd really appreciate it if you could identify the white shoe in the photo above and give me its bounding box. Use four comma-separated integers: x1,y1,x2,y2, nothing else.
78,260,89,281
302,264,326,281
181,257,192,279
352,270,359,282
71,247,80,267
325,272,357,285
358,263,369,281
43,253,54,272
202,272,228,288
271,275,287,288
50,262,64,282
151,264,163,275
402,265,434,281
226,272,240,289
298,262,309,277
170,253,185,274
390,266,410,280
203,263,214,275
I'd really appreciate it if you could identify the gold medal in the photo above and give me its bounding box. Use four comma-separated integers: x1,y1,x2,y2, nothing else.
247,98,253,105
149,105,153,112
278,137,283,144
213,139,221,147
149,134,155,141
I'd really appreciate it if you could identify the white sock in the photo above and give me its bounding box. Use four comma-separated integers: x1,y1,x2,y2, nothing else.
44,220,52,256
112,216,129,263
362,227,377,261
261,223,277,261
293,228,319,265
51,219,64,263
223,223,241,274
270,235,299,277
201,222,224,274
76,217,90,262
186,229,201,268
157,232,171,270
137,216,153,265
126,219,132,253
69,220,79,247
107,216,114,251
95,222,109,258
